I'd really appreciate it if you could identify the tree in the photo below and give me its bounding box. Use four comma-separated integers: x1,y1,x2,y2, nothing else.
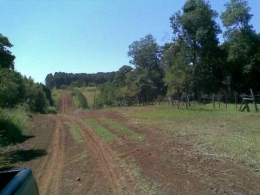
97,82,116,107
221,0,260,92
0,69,25,107
0,34,15,70
128,34,165,101
128,34,160,70
221,0,252,32
169,0,222,98
113,65,133,86
163,40,192,98
76,90,88,109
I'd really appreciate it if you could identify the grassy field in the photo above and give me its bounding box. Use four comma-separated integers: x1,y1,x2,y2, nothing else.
116,103,260,170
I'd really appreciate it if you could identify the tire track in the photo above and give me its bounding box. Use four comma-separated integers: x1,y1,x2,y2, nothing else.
68,116,132,194
36,116,66,195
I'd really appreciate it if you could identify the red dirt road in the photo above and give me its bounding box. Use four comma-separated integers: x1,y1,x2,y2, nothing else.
4,91,260,194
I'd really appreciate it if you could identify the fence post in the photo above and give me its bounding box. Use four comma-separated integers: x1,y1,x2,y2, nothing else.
213,94,215,109
250,88,258,112
235,92,237,109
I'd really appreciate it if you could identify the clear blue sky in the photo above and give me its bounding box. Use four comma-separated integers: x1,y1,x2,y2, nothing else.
1,0,260,84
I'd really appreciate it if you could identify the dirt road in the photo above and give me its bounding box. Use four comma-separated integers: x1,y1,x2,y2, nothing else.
5,91,260,195
30,92,139,194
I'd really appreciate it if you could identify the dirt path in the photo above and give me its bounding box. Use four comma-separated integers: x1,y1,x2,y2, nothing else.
36,116,66,195
68,116,134,194
32,92,138,194
57,91,75,114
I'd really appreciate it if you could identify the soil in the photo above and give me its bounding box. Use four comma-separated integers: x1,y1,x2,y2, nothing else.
2,91,260,194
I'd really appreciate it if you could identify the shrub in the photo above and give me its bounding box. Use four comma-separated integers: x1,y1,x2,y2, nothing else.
46,106,57,114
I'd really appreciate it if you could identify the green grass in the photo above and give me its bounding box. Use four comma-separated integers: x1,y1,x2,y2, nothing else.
101,117,145,142
51,89,61,106
85,119,117,142
0,108,29,146
66,122,84,143
66,122,89,171
119,104,260,170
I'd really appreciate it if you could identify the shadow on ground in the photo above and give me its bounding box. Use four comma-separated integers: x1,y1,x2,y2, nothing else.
0,149,47,171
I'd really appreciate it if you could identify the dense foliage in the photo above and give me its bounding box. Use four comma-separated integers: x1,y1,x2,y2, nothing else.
0,34,54,113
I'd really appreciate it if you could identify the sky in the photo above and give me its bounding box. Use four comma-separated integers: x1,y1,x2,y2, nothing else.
1,0,260,84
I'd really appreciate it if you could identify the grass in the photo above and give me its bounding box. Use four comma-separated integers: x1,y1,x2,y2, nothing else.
0,108,29,146
66,122,84,143
66,121,89,172
118,103,260,170
85,119,117,142
101,117,145,142
51,89,61,106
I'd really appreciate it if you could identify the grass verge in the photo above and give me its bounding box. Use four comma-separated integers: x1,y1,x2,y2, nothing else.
0,108,29,146
51,89,60,106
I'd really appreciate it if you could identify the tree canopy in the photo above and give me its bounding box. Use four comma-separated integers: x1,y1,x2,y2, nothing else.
0,34,15,70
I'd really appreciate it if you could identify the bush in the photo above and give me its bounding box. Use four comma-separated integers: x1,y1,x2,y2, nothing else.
45,106,57,114
60,85,68,89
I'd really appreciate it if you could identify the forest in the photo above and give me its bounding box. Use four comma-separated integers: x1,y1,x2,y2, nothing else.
45,0,260,107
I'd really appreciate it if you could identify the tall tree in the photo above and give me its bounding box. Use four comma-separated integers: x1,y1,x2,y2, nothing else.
128,34,165,100
113,65,133,86
221,0,260,92
0,69,25,107
169,0,221,98
0,34,15,70
163,40,192,98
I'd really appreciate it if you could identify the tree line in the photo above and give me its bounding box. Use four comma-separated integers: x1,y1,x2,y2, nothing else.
0,34,54,113
96,0,260,107
45,71,116,89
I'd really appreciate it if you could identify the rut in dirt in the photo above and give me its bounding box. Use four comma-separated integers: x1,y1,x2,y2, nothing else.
67,116,135,194
34,91,138,194
35,116,66,195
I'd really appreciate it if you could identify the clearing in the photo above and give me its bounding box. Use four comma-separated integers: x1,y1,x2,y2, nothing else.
1,91,260,194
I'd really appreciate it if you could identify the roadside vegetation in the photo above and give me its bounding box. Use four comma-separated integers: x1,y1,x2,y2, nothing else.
0,108,29,146
0,33,56,145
